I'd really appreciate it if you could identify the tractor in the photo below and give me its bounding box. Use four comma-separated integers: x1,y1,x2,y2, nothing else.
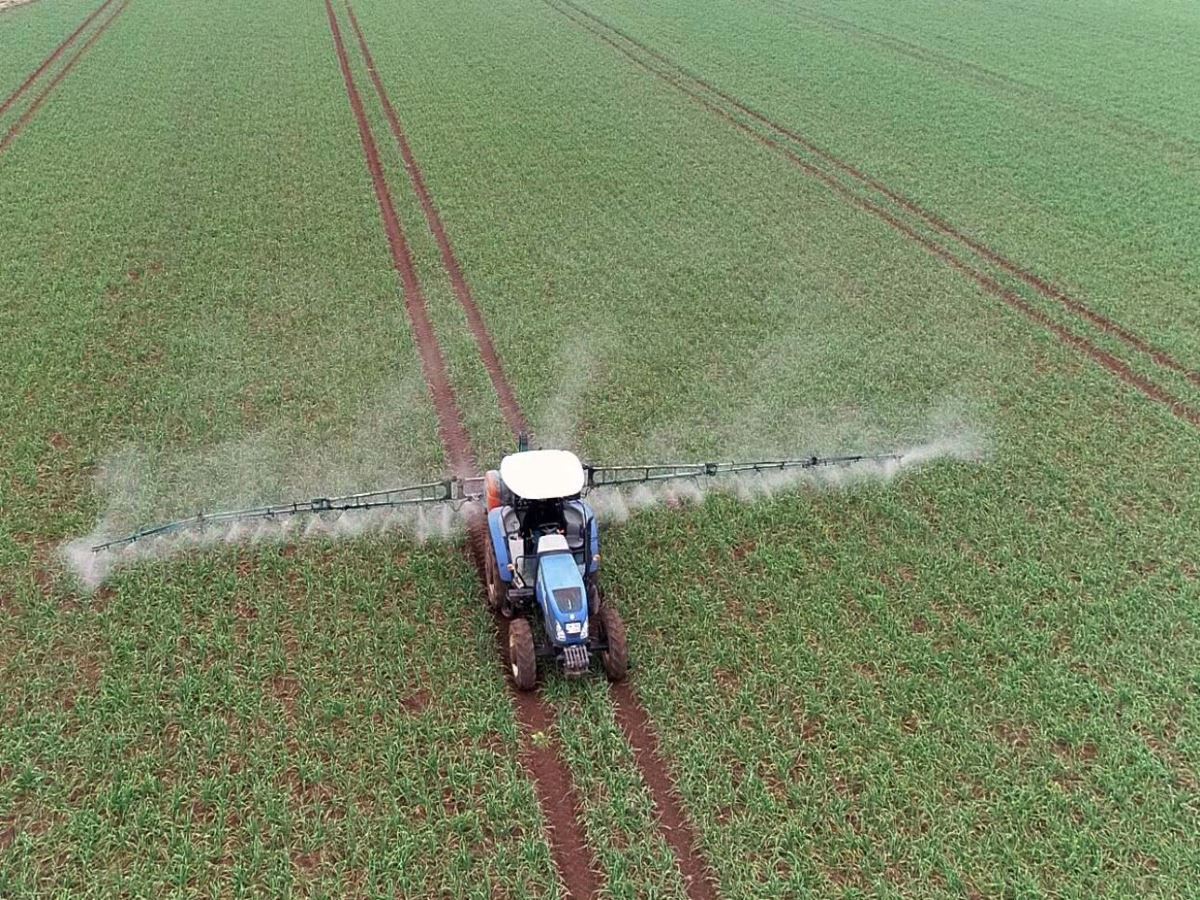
481,447,626,689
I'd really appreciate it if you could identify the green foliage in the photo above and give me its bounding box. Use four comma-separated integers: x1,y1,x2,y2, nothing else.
2,0,1198,895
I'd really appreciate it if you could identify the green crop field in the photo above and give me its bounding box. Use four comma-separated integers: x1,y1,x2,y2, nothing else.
2,0,1197,896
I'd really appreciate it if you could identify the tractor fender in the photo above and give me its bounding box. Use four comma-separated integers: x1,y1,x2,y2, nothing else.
579,500,601,576
487,507,515,583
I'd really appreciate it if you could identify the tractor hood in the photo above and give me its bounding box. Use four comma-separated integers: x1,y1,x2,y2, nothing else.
536,537,588,645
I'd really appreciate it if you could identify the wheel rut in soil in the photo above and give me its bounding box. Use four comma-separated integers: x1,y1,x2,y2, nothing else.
345,3,530,439
0,0,130,156
327,2,599,896
612,683,721,899
0,0,118,120
545,0,1200,429
337,4,723,895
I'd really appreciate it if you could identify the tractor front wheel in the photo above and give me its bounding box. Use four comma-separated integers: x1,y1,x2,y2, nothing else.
508,618,537,691
597,606,628,682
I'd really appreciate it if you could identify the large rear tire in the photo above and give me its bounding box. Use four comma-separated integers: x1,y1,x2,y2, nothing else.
597,606,628,682
508,618,537,691
484,535,507,613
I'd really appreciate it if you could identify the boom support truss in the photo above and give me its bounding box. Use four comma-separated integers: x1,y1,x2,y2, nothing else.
584,454,900,488
91,453,902,552
91,479,482,552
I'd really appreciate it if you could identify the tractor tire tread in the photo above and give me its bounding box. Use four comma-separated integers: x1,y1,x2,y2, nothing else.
598,606,628,682
587,577,603,616
508,618,537,691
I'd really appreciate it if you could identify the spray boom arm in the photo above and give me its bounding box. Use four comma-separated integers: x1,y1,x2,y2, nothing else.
584,453,902,488
90,479,484,552
90,452,903,552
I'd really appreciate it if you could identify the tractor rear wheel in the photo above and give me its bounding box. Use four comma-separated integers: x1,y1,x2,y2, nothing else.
508,618,537,691
597,606,628,682
484,535,506,613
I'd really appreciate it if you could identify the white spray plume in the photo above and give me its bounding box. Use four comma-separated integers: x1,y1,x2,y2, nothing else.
533,336,602,449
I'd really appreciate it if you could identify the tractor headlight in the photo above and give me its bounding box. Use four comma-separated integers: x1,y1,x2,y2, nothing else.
554,621,566,642
579,621,588,640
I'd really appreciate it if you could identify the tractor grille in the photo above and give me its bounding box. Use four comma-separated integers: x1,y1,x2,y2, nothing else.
561,644,590,673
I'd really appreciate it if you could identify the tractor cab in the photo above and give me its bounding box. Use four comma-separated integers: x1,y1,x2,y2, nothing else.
485,449,599,604
483,448,624,688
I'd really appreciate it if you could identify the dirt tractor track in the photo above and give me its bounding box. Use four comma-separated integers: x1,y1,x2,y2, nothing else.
0,0,127,155
0,0,115,119
343,2,531,441
325,1,717,896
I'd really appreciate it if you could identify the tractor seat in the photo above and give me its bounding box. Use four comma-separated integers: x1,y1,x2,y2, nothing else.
499,507,527,581
562,503,587,551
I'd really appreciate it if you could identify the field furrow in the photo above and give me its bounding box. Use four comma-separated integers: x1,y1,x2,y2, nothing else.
337,5,724,894
0,0,127,155
325,2,606,895
0,0,114,121
344,2,531,441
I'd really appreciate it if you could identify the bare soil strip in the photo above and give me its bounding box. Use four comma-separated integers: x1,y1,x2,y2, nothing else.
324,0,475,476
0,0,128,156
612,684,721,899
557,0,1200,390
345,3,530,439
341,5,721,894
0,0,117,120
497,617,604,899
325,3,599,896
546,0,1200,429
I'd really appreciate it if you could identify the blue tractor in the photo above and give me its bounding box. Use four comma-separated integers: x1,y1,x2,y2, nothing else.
481,447,627,689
